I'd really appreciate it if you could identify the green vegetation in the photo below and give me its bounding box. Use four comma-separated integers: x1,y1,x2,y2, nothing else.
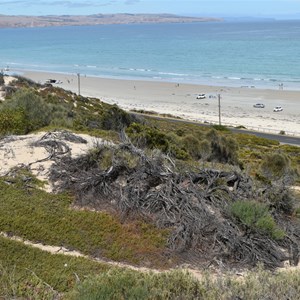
2,239,300,299
0,108,28,135
230,200,285,240
67,267,300,300
0,89,51,133
0,80,138,140
127,122,239,164
0,236,108,296
260,152,292,181
0,175,169,267
211,124,230,132
0,76,299,298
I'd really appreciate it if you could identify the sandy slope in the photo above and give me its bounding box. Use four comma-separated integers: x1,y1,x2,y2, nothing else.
0,131,106,192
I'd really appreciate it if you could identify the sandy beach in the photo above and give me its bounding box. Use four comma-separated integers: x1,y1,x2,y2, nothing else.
22,70,300,136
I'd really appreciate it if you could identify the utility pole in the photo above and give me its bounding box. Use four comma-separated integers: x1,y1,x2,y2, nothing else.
218,93,221,125
77,73,80,96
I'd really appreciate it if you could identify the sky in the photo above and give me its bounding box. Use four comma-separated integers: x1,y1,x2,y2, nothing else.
1,0,300,19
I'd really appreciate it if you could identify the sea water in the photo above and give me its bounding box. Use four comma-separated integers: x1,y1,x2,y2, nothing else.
1,20,300,90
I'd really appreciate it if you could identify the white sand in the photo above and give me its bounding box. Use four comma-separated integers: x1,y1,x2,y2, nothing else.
0,131,106,192
23,71,300,136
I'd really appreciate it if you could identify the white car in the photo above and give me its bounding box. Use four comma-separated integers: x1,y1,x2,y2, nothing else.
253,103,265,108
196,93,206,99
273,106,283,112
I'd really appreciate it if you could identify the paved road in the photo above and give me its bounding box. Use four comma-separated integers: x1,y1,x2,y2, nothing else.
229,128,300,146
139,114,300,146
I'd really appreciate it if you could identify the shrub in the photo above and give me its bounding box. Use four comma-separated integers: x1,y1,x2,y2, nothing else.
48,102,74,128
198,140,211,162
66,269,201,300
0,108,28,135
264,187,295,215
66,267,300,300
230,200,285,240
127,123,170,152
1,89,51,132
206,129,239,165
182,134,202,159
101,105,136,131
127,123,191,160
260,153,292,182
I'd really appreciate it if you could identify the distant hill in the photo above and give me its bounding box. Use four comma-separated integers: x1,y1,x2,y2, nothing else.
0,13,222,28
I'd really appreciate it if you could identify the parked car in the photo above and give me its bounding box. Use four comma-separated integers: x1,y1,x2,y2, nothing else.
196,94,206,99
253,103,265,108
196,93,206,99
273,106,283,112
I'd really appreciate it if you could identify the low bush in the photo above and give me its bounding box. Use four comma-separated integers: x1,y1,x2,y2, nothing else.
260,153,292,182
0,236,109,296
67,269,202,300
182,134,202,159
264,186,296,215
0,108,28,135
127,123,171,153
206,129,239,165
230,200,285,240
100,105,137,131
1,89,51,133
67,267,300,300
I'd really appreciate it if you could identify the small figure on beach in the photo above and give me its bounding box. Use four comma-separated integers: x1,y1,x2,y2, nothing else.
279,83,284,90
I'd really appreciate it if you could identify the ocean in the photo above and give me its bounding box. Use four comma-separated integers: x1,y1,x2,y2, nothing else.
1,20,300,90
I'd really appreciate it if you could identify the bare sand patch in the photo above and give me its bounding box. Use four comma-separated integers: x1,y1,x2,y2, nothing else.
0,131,106,192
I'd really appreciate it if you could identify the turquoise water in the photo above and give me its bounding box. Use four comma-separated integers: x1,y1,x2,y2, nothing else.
1,20,300,89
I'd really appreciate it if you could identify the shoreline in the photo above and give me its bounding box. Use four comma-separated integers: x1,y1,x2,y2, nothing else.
21,70,300,136
10,67,300,92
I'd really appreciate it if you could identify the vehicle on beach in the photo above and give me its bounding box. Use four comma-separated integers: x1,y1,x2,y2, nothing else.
196,93,206,99
45,79,63,84
273,106,283,112
253,103,265,108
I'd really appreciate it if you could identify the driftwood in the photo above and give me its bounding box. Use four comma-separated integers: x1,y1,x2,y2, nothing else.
29,130,88,165
47,133,300,270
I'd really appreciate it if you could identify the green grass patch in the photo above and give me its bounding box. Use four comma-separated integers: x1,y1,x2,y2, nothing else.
0,235,109,296
66,266,300,300
0,177,170,268
1,236,300,299
235,133,280,148
211,124,230,132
